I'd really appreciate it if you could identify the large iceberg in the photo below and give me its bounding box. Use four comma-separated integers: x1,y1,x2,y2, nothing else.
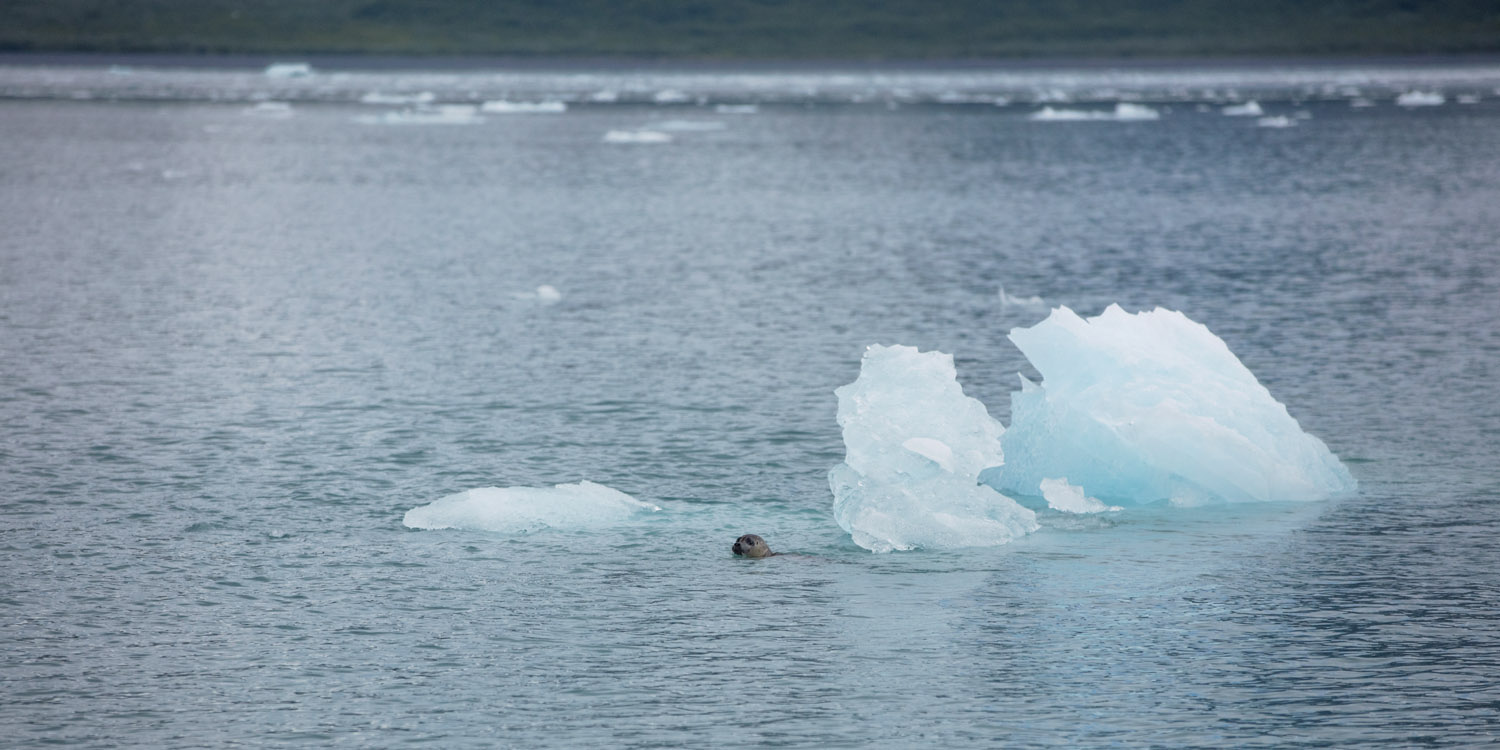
404,480,659,534
989,305,1356,505
830,345,1038,552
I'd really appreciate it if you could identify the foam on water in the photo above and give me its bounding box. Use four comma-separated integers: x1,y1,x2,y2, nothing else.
829,345,1038,553
990,305,1356,506
403,481,659,534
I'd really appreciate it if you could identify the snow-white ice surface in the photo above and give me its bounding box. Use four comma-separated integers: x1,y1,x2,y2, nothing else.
991,305,1356,505
403,481,659,534
830,345,1038,553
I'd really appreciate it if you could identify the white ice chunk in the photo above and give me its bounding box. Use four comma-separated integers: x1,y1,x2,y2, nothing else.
1040,477,1120,514
480,100,567,114
603,130,672,144
403,480,659,534
990,305,1356,505
831,345,1038,552
714,104,758,114
588,90,620,103
652,89,692,104
999,285,1046,309
1457,94,1481,104
360,91,436,105
1257,115,1296,128
264,62,312,78
1029,103,1159,122
1221,100,1264,116
1396,91,1445,107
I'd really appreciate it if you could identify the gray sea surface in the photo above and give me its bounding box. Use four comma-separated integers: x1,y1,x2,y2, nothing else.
3,61,1500,747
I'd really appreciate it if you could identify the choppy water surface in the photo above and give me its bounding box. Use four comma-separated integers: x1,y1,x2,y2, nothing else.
3,61,1500,747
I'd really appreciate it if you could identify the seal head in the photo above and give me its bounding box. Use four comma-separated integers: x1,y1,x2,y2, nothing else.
732,534,772,558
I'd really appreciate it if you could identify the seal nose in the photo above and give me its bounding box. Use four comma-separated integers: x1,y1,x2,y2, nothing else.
732,542,743,554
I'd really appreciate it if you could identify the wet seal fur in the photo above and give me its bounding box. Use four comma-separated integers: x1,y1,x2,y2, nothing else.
731,534,776,558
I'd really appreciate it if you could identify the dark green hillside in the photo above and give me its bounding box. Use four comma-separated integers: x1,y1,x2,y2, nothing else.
2,0,1498,58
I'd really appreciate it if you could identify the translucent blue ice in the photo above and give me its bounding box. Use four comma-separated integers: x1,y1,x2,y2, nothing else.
830,345,1038,552
990,305,1357,506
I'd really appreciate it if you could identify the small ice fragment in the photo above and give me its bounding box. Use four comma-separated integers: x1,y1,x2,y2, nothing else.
715,104,758,114
603,130,672,144
652,89,691,104
404,480,659,534
1350,97,1376,108
1457,94,1481,104
264,62,312,78
1040,478,1121,514
588,90,620,103
1029,103,1158,121
1257,115,1295,128
998,285,1046,309
359,91,436,106
480,100,567,114
1221,100,1263,116
535,285,562,303
1396,91,1445,107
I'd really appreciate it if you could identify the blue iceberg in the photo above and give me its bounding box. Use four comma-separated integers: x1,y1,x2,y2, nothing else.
989,305,1356,505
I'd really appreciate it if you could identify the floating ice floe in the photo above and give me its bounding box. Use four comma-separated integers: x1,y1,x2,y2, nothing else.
1029,103,1159,122
829,345,1038,553
652,89,692,104
243,101,293,118
1221,100,1264,116
1457,94,1481,104
1350,97,1376,108
1256,115,1296,128
715,104,759,114
988,305,1356,506
513,285,562,303
1040,478,1121,514
360,91,436,106
480,100,567,114
357,105,485,125
404,481,659,534
603,130,672,144
1396,91,1445,107
588,90,620,103
998,285,1046,309
264,62,312,79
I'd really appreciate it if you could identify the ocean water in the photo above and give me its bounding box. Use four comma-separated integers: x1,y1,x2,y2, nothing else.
3,60,1500,747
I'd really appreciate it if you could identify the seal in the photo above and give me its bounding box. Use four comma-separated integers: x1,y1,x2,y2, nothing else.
731,533,774,558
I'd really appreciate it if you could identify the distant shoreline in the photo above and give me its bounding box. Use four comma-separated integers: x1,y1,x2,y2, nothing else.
6,51,1500,73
